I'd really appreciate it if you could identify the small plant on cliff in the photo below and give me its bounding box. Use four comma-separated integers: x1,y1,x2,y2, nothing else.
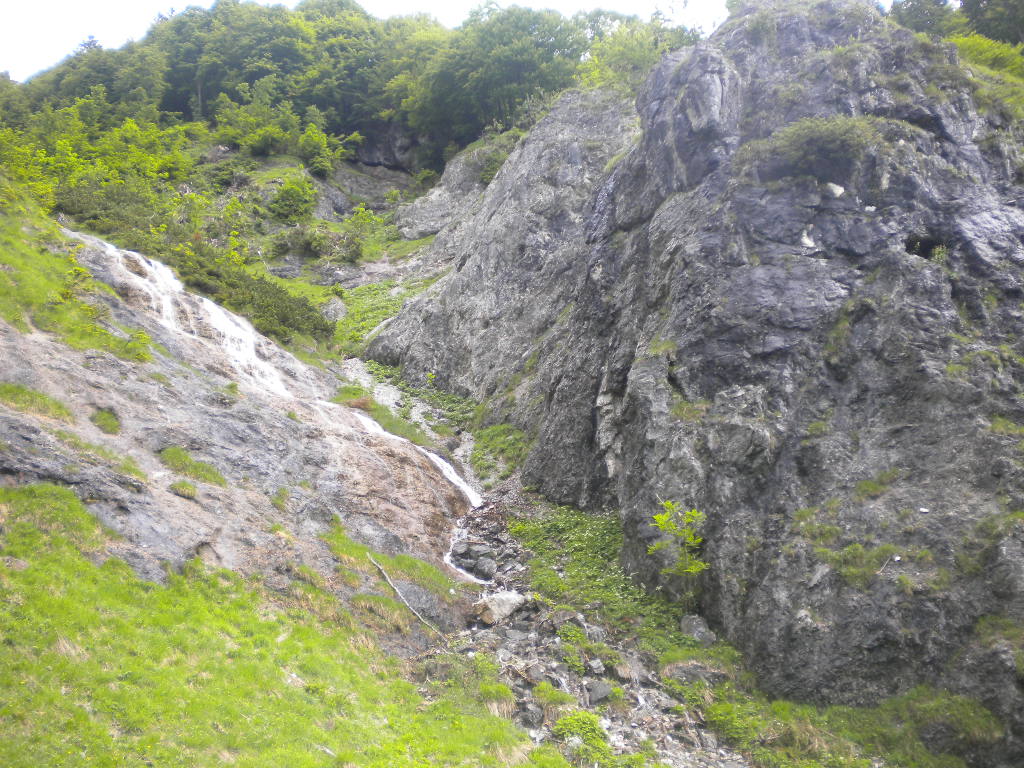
648,500,708,607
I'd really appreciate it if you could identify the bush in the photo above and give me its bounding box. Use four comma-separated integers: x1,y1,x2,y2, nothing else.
268,177,316,222
736,116,884,183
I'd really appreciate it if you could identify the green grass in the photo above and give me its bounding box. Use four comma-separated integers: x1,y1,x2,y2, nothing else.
951,34,1024,120
324,522,458,598
508,503,688,654
383,234,435,261
89,408,121,434
364,360,480,428
470,424,531,482
271,486,289,511
0,181,152,361
333,275,441,356
0,382,73,422
158,446,227,486
53,430,146,481
333,383,431,446
0,483,554,767
169,480,197,499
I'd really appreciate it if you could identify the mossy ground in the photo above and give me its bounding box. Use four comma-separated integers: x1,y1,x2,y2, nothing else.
0,483,561,767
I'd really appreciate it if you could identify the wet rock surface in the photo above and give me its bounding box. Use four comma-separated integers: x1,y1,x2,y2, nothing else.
369,1,1024,763
0,233,473,652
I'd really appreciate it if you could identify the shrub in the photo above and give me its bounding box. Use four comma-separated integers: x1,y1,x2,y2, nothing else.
268,177,316,222
736,116,884,183
648,500,708,607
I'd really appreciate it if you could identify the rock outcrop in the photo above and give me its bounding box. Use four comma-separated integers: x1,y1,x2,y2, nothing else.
0,232,473,636
369,1,1024,762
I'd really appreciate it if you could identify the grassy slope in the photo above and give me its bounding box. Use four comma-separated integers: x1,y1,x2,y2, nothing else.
0,484,563,768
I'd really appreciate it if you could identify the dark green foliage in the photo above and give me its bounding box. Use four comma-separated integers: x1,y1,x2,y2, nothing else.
961,0,1024,44
737,116,885,183
269,177,316,222
890,0,970,36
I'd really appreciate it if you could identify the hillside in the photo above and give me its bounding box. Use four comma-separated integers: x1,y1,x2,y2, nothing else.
2,0,1024,767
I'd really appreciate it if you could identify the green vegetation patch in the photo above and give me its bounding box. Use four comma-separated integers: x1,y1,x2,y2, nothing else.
89,408,121,434
509,503,688,654
736,116,887,183
0,382,73,422
0,483,543,767
952,34,1024,120
0,183,152,362
693,681,1001,768
158,446,226,486
470,424,531,482
169,480,197,499
53,430,146,481
333,382,430,446
333,275,440,356
324,522,457,598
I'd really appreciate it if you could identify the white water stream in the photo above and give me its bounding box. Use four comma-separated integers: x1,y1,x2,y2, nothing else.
72,230,486,583
68,230,292,398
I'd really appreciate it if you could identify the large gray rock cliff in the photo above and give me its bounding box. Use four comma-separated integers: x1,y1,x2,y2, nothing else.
369,1,1024,762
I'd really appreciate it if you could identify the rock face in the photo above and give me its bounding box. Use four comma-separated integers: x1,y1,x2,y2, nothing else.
0,232,474,634
369,1,1024,762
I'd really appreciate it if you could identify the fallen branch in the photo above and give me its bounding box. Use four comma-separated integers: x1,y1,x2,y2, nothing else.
368,554,449,647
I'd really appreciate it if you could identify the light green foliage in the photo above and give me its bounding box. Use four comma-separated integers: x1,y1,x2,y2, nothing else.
814,543,902,589
975,615,1024,676
89,408,120,434
959,0,1024,45
551,710,644,767
271,487,289,511
324,522,456,598
332,276,438,355
465,127,524,185
509,504,687,653
694,680,1000,768
855,467,901,500
648,500,708,607
0,484,537,766
578,18,698,91
989,415,1024,435
791,506,842,546
670,396,710,422
169,480,197,499
364,360,480,429
0,382,73,422
951,34,1024,120
534,680,575,709
336,203,398,263
470,424,531,482
268,176,317,222
158,446,226,487
53,430,146,481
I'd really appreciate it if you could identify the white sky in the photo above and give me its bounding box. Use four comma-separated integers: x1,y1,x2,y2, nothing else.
1,0,730,83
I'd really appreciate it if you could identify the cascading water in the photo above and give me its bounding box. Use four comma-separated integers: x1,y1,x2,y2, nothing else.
69,229,485,581
68,230,291,398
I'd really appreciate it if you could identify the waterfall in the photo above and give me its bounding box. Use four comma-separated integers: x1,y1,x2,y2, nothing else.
68,230,292,398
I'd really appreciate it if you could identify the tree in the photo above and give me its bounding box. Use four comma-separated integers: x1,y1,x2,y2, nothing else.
890,0,970,36
648,500,708,607
960,0,1024,44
